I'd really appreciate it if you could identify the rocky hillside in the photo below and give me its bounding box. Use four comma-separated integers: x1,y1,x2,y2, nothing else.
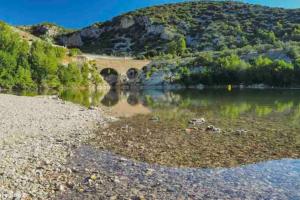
19,22,73,43
12,26,40,43
55,1,299,57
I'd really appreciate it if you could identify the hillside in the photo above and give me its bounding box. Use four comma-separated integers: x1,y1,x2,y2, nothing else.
11,26,40,43
19,22,74,43
55,1,299,57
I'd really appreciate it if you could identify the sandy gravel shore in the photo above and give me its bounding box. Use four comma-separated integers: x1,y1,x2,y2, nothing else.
0,94,107,199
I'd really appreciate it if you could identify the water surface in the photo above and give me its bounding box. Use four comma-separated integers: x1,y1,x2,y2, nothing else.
2,88,300,198
84,89,300,168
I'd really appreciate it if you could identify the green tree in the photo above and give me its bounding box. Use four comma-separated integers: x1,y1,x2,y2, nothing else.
177,36,187,56
68,48,82,57
167,41,177,55
15,67,36,90
81,63,90,87
167,35,187,56
58,63,82,87
254,56,273,67
219,54,249,70
0,51,17,88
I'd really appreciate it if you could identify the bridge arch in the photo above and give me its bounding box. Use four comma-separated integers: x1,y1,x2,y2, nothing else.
126,68,140,80
100,68,119,86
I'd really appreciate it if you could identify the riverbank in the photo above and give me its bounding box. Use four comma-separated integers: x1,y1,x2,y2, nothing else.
0,94,108,199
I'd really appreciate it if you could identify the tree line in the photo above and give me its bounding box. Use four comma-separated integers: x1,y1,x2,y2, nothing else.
0,22,102,91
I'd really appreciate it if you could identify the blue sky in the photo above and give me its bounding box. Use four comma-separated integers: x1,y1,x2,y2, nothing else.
0,0,299,28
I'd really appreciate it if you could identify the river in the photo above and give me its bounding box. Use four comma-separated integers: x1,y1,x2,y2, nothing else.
3,88,300,198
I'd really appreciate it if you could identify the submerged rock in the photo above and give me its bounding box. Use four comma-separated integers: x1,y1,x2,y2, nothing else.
189,118,206,125
206,125,221,133
150,116,160,122
236,129,249,135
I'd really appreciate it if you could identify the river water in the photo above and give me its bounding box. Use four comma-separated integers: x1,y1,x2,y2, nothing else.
3,88,300,198
61,88,300,198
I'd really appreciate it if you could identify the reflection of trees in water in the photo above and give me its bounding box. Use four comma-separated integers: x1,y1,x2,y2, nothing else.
60,88,300,125
59,89,105,107
142,89,300,122
220,103,252,119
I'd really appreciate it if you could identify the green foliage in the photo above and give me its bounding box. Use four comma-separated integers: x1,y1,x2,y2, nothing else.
291,26,300,41
178,36,187,56
90,64,103,86
68,48,82,57
219,54,250,70
167,41,177,56
166,35,187,56
58,63,82,87
15,67,36,90
254,56,273,67
0,22,34,89
81,63,90,87
257,30,277,44
30,41,64,86
176,51,299,87
0,21,100,91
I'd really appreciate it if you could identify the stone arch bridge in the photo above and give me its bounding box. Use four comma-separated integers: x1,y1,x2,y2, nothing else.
80,54,151,86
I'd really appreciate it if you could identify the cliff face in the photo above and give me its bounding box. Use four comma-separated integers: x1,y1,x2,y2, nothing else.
56,1,299,56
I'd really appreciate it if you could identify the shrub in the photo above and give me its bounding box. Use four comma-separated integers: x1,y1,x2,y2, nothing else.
68,48,82,57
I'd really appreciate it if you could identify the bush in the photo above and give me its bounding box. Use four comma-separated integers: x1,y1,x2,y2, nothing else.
68,48,82,57
58,63,82,87
0,21,100,90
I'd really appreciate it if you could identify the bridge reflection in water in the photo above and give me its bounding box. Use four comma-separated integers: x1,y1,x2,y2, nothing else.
59,88,152,117
100,89,151,117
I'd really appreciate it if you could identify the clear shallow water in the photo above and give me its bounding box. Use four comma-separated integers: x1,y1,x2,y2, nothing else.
71,146,300,199
78,88,299,198
2,88,300,197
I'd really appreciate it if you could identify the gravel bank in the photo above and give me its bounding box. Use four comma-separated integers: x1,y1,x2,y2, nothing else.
0,94,107,199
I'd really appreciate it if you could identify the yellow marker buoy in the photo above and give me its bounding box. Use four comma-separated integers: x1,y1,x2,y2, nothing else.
228,84,232,91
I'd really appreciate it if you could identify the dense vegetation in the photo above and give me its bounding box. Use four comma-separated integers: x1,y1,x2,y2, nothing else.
150,42,300,87
56,1,299,58
0,22,102,91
